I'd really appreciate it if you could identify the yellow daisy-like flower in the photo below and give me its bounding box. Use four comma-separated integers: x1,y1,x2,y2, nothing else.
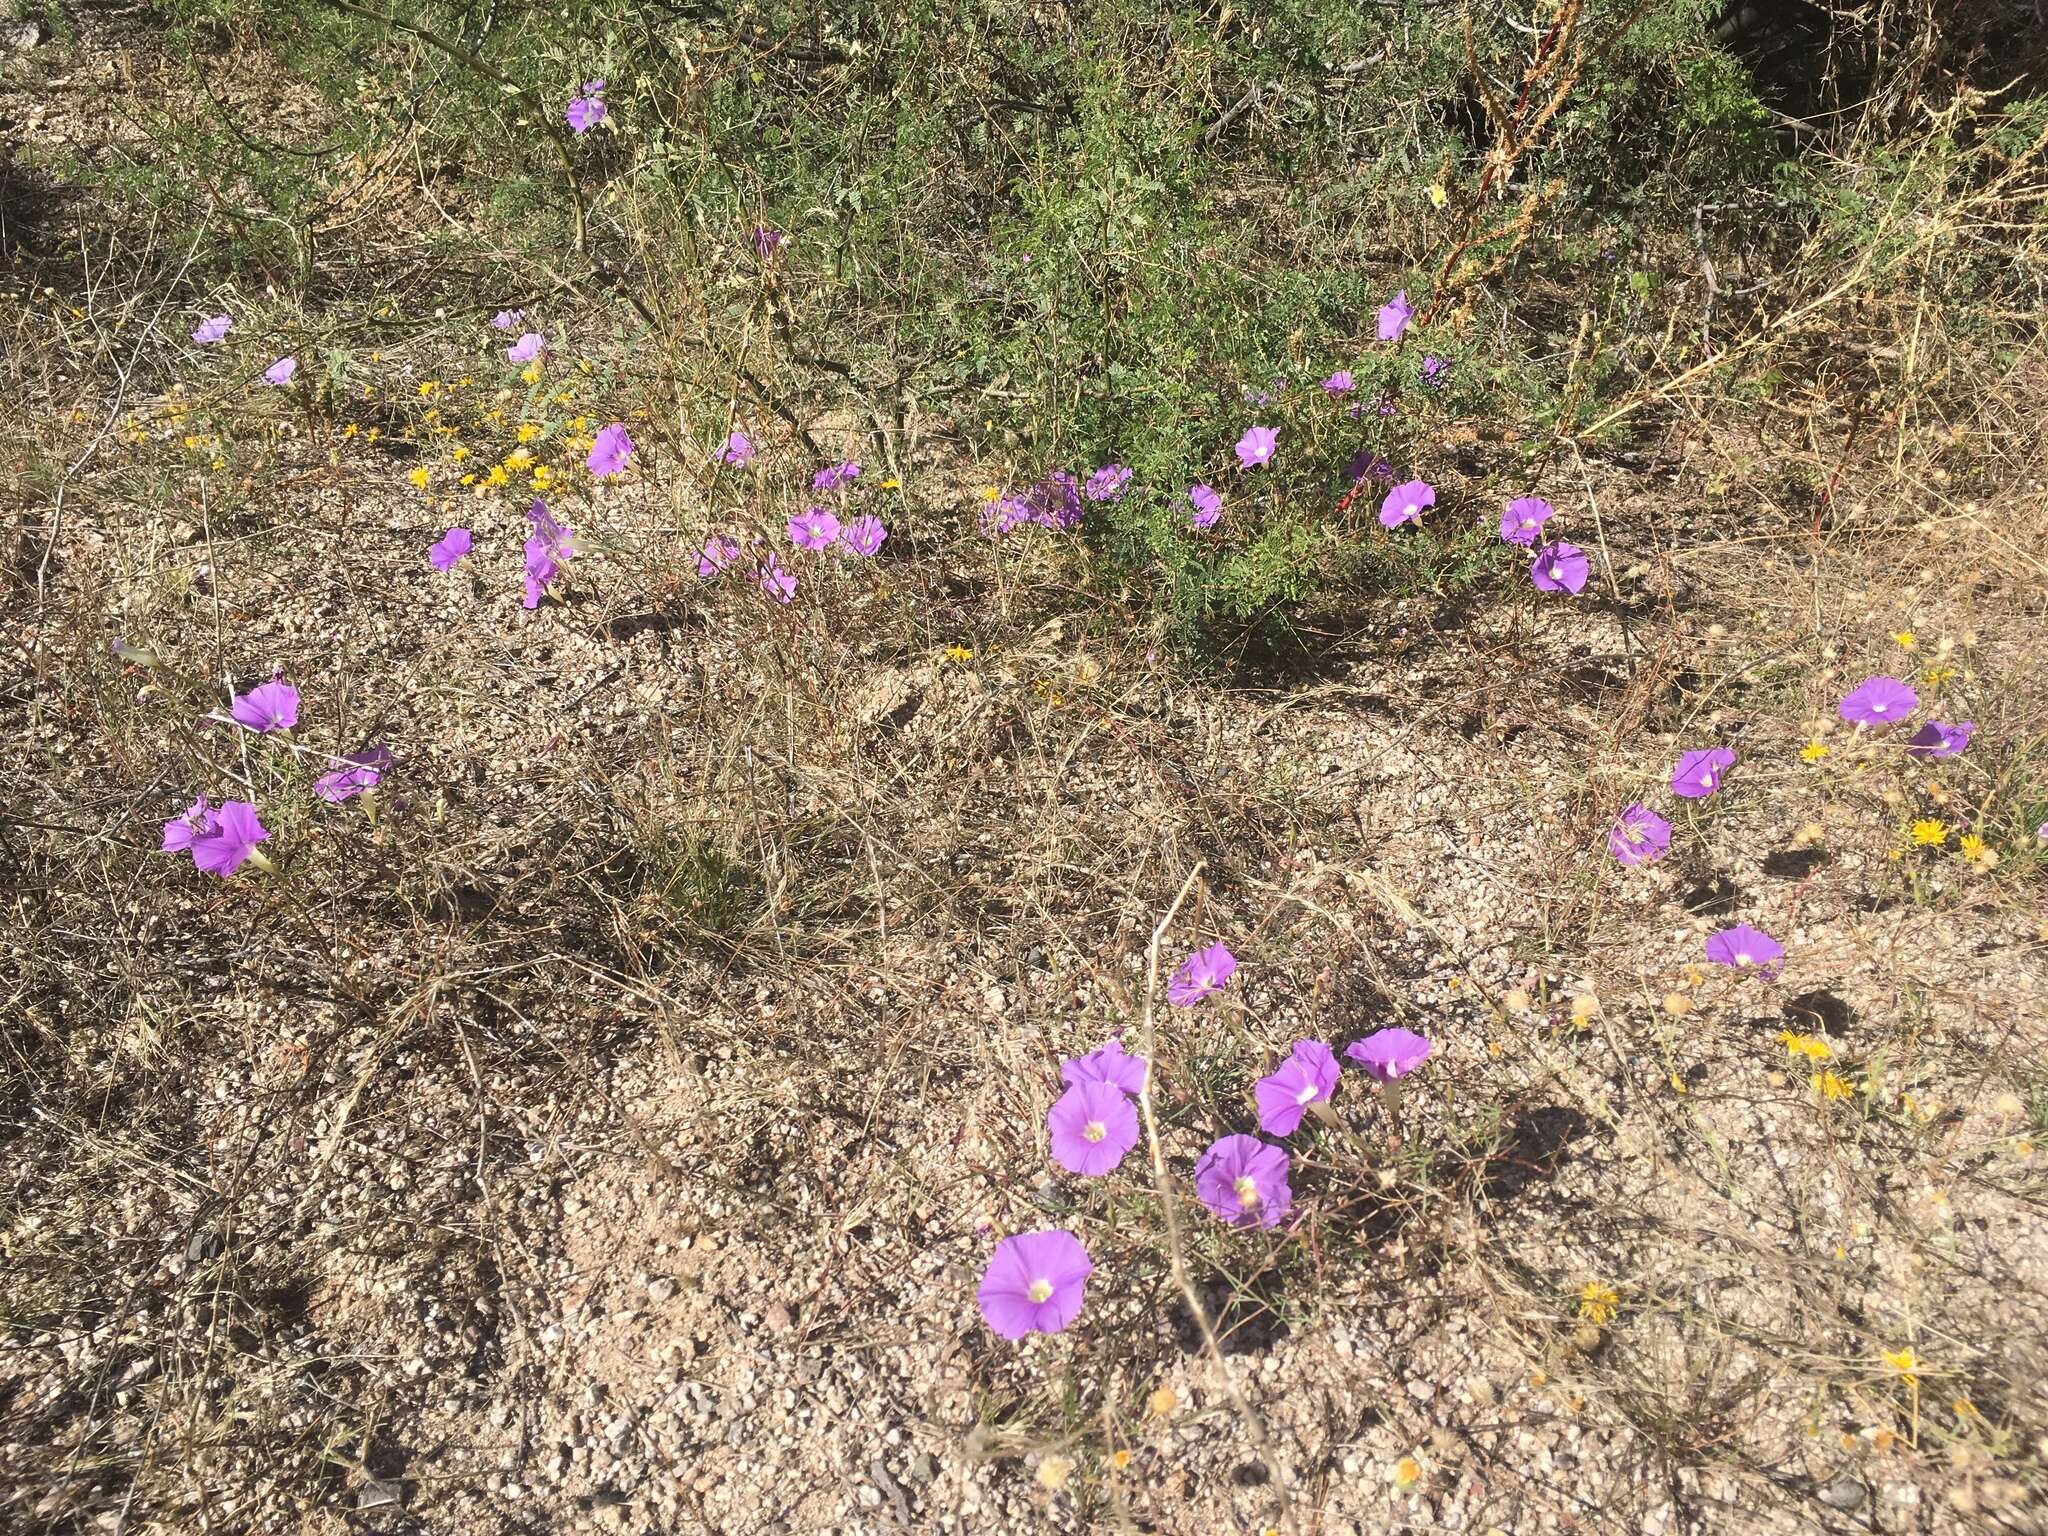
1881,1346,1918,1386
1109,1449,1132,1471
1958,833,1989,861
1578,1281,1619,1324
406,467,430,489
980,484,1002,503
1923,665,1957,686
417,381,437,398
450,445,469,461
943,645,973,663
1910,819,1947,846
504,447,532,469
1891,630,1915,649
881,476,902,490
1779,1031,1831,1062
516,422,541,444
1800,739,1830,763
530,465,554,490
484,464,509,488
1814,1071,1854,1101
519,362,542,386
1391,1456,1423,1490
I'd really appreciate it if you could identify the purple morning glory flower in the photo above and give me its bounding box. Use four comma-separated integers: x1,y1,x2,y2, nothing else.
565,89,607,135
1377,290,1413,342
188,800,269,877
1046,1079,1139,1176
811,460,861,491
1530,541,1589,595
757,559,797,603
1344,1027,1433,1084
1193,1135,1292,1229
263,357,296,386
1671,747,1735,799
1705,924,1784,973
838,514,887,557
751,225,786,261
1084,463,1132,502
523,499,573,608
1060,1038,1147,1096
1235,425,1279,470
429,526,472,571
162,797,215,855
314,743,392,803
1906,720,1974,758
1839,675,1918,728
587,422,633,478
981,493,1033,539
788,506,841,551
230,679,299,734
1606,803,1672,866
1188,484,1222,529
1420,355,1449,387
192,314,231,344
1322,370,1354,395
1167,942,1237,1007
1254,1040,1340,1137
1499,496,1555,546
697,535,741,577
720,431,755,467
977,1229,1091,1340
506,332,544,365
1026,470,1082,529
490,309,524,331
1379,479,1435,528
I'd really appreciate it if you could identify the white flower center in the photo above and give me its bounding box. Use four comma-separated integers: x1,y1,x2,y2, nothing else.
1548,564,1564,580
1295,1083,1317,1104
1872,702,1887,713
1735,950,1753,967
1027,1278,1053,1304
1233,1175,1261,1209
1701,772,1715,788
1082,1120,1106,1144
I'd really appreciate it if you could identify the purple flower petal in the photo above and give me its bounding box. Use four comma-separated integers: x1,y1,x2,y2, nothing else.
587,422,634,478
1671,748,1735,800
1253,1040,1340,1137
1235,425,1279,470
229,679,299,734
1046,1079,1139,1176
1166,942,1237,1007
429,527,472,572
1376,290,1413,342
1193,1135,1292,1229
1705,924,1784,973
1529,541,1589,595
1343,1027,1433,1084
1499,496,1554,546
1379,479,1434,528
1606,803,1672,866
977,1230,1092,1339
1839,675,1918,728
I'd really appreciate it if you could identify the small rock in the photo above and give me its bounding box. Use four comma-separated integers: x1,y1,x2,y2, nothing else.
647,1277,676,1303
1817,1475,1867,1512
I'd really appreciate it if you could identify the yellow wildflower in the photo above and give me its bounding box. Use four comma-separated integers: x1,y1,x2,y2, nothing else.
1800,739,1830,763
1780,1031,1831,1062
943,645,973,663
1147,1387,1178,1418
980,484,1002,503
516,422,541,444
519,362,542,386
484,464,509,488
504,447,532,469
1109,1449,1131,1471
1958,833,1990,863
1814,1071,1854,1101
417,381,437,398
1923,665,1957,686
1910,819,1947,846
881,476,901,489
451,445,469,461
406,467,430,489
1891,630,1915,649
1881,1347,1918,1386
1578,1281,1619,1324
1391,1456,1423,1490
530,465,554,490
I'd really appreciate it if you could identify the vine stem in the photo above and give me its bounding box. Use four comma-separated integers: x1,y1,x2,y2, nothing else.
1134,862,1298,1536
